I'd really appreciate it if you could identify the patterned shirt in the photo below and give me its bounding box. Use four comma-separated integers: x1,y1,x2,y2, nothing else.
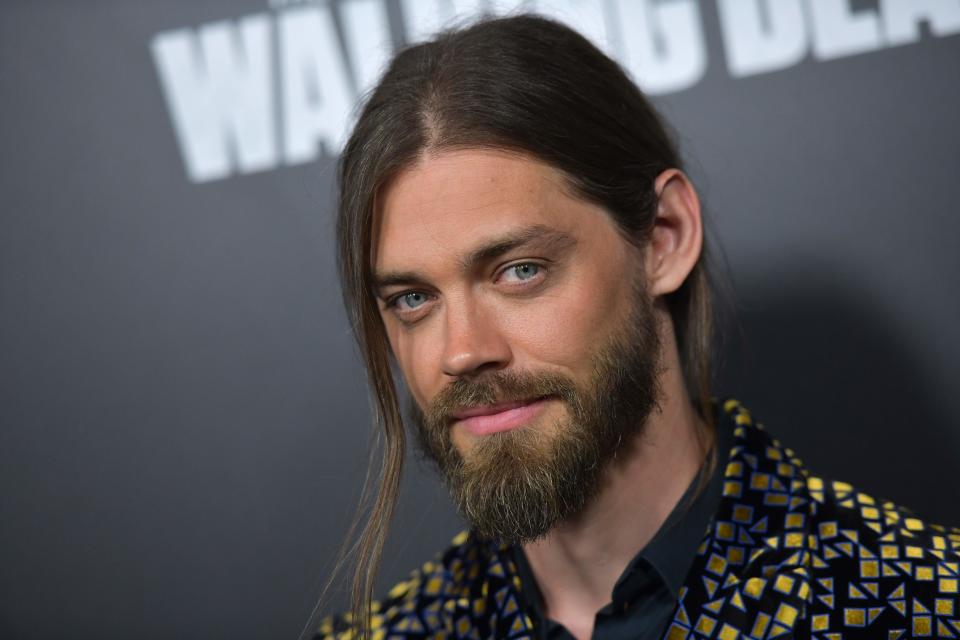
318,399,960,639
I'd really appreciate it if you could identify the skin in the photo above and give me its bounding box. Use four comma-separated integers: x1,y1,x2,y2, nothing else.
373,147,710,640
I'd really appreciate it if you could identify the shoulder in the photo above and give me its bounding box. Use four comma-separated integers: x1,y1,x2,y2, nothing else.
696,399,960,638
802,474,960,636
315,530,498,640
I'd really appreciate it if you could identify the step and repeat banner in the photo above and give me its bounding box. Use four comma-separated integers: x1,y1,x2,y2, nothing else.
2,1,959,638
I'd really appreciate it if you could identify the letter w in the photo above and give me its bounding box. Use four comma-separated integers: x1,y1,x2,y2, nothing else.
151,14,276,183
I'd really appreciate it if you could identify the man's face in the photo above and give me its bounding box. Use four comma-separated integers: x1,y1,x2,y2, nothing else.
373,148,663,542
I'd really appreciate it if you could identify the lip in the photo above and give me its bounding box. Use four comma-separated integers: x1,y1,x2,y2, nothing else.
451,396,551,437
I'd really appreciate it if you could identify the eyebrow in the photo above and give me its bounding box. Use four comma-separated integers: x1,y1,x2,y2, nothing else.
372,224,577,297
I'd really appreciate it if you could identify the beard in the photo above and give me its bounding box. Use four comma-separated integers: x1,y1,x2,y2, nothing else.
407,278,663,545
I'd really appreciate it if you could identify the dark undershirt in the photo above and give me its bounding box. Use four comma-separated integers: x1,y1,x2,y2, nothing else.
510,405,732,640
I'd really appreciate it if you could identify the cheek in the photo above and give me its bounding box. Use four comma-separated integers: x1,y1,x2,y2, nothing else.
388,323,444,409
500,272,629,369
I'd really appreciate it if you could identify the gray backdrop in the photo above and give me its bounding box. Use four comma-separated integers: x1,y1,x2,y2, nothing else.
1,1,958,638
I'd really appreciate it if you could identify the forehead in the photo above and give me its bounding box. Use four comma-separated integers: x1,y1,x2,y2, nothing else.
373,148,606,271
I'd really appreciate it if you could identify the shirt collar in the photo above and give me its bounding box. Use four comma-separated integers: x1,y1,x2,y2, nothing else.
628,400,733,598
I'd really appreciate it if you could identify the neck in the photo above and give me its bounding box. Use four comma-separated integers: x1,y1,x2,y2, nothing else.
520,344,711,640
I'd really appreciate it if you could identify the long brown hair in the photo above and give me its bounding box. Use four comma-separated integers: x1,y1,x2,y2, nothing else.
322,12,717,639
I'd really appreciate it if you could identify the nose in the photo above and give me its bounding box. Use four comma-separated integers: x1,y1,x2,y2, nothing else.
440,297,512,378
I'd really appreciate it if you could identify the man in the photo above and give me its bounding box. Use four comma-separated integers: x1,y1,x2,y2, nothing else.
314,13,960,640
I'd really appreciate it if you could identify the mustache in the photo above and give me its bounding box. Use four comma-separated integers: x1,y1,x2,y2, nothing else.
423,370,579,429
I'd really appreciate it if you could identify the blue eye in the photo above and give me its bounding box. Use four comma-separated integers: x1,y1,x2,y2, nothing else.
505,263,540,281
396,292,428,310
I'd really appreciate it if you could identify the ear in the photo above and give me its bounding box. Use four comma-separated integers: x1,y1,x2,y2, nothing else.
644,169,703,297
